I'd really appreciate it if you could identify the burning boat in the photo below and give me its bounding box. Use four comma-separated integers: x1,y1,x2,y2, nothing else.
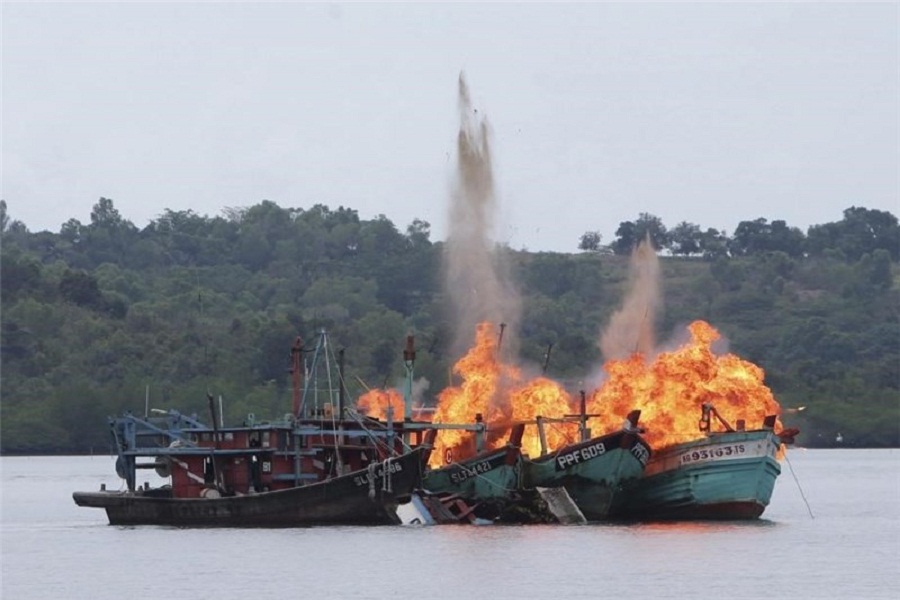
359,335,534,524
73,331,434,526
610,404,799,520
384,324,654,524
418,423,527,522
583,320,800,521
522,408,651,522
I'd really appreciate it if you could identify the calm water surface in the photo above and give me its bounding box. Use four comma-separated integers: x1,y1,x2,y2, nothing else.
1,450,898,599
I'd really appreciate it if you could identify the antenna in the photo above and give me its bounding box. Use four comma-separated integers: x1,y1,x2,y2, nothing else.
542,343,554,374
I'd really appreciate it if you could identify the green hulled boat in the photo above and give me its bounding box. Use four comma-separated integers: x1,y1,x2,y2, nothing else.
611,408,797,520
406,424,527,523
423,423,525,502
523,410,651,521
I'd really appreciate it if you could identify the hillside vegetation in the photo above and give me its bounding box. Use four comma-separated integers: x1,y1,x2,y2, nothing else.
1,199,897,452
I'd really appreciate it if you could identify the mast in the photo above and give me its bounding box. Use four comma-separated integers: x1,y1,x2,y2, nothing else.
291,336,304,417
403,335,416,421
579,390,589,442
403,335,416,446
338,348,346,416
207,392,223,492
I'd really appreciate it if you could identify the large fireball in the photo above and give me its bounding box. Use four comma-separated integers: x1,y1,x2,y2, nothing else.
587,320,782,450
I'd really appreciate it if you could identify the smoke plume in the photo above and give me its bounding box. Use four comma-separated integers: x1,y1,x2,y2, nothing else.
599,236,661,361
442,72,522,359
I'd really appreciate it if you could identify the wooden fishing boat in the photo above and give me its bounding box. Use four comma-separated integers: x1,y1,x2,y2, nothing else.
384,333,652,525
522,409,651,521
422,423,525,501
73,331,435,526
355,335,538,524
404,423,526,524
610,405,799,520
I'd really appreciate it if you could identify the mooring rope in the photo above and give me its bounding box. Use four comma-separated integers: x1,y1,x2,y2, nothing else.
382,457,393,493
784,451,815,519
367,461,377,500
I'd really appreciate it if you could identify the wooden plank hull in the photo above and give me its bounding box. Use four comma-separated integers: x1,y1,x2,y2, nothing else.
422,446,522,501
73,447,427,527
523,430,650,521
611,430,782,520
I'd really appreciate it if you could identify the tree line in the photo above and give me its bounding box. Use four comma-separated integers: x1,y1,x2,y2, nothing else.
579,208,899,262
1,198,897,453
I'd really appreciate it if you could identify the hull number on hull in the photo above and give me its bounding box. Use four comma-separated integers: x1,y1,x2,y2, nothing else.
353,461,403,487
631,443,650,466
450,459,494,484
680,444,746,465
555,442,606,471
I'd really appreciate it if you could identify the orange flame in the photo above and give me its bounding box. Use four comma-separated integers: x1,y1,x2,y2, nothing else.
587,320,782,451
429,322,580,466
430,322,510,465
426,319,779,468
505,377,577,458
356,388,405,421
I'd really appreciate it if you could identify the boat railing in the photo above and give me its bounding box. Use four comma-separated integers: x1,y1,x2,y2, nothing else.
514,409,643,456
111,410,210,453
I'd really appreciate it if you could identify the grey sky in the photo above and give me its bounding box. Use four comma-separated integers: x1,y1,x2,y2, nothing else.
3,2,897,252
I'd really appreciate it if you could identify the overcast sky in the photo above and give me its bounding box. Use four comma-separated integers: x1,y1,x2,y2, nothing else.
3,2,897,252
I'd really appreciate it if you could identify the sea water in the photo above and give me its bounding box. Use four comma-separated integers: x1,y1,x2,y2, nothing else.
1,450,898,600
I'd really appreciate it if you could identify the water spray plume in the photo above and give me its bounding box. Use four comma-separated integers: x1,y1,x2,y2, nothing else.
443,72,521,358
600,236,660,361
590,240,781,449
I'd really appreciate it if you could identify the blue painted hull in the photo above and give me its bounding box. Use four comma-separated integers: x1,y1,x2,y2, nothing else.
612,430,782,520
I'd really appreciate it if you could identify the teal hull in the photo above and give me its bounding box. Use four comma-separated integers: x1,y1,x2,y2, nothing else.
423,446,522,501
612,430,782,520
524,430,650,521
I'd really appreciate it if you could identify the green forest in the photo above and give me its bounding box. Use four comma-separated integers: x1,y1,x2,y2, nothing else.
1,198,898,453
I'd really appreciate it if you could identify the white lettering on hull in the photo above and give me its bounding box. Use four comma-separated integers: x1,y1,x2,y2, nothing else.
353,461,403,487
645,438,775,476
555,442,606,471
449,459,495,484
631,443,650,466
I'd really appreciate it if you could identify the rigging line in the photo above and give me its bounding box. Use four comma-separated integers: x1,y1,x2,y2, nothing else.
355,375,373,393
322,332,335,412
333,350,358,417
543,421,578,447
784,450,815,519
322,335,344,472
344,408,407,455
